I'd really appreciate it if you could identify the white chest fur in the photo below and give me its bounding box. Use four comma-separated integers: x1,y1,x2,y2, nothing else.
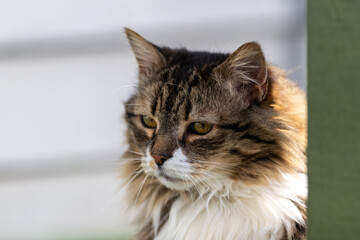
152,173,307,240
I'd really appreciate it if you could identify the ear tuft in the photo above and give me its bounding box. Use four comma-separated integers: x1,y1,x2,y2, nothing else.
214,42,268,107
124,28,166,77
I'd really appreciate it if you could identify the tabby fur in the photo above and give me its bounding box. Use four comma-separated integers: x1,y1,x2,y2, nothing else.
120,28,307,240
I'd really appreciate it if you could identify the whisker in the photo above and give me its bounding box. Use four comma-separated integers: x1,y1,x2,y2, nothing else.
121,158,143,161
188,174,207,206
194,175,221,210
196,174,231,215
117,167,144,194
124,103,146,106
135,175,149,205
127,150,145,156
191,161,254,179
200,175,231,213
192,163,240,174
113,84,148,93
111,84,139,94
191,159,239,167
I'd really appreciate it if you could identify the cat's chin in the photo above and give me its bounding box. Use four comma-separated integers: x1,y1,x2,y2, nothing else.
157,175,192,190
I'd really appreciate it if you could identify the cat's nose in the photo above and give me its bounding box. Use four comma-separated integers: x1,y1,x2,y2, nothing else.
151,153,169,167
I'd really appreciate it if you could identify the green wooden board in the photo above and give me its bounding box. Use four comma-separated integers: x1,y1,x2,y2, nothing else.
308,0,360,239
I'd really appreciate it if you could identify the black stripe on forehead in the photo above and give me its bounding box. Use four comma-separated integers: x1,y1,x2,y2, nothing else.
152,49,229,116
163,66,194,112
162,65,213,118
170,67,200,114
150,69,169,115
183,71,200,120
151,90,159,115
172,98,185,114
184,99,192,121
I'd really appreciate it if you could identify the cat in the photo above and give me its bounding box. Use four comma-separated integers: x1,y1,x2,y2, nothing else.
120,28,307,240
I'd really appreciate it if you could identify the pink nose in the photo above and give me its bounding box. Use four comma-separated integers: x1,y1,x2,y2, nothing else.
151,154,169,167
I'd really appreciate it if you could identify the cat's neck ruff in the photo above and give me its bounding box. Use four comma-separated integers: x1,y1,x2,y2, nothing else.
150,172,307,240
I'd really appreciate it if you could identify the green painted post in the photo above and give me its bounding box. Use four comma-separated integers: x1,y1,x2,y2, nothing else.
308,0,360,239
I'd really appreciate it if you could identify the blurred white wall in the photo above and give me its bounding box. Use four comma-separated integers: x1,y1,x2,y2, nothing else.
0,0,306,239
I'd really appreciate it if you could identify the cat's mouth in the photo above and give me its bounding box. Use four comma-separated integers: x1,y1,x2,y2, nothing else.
156,169,194,190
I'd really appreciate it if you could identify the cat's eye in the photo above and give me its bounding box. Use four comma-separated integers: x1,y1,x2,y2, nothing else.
189,122,212,135
141,115,157,128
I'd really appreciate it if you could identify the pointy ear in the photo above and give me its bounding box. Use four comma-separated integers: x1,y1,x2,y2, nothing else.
124,28,166,77
213,42,268,108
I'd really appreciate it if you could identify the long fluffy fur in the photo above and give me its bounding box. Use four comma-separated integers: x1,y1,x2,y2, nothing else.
120,29,307,240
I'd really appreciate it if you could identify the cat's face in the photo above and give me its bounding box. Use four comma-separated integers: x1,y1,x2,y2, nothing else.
125,69,241,190
124,28,268,190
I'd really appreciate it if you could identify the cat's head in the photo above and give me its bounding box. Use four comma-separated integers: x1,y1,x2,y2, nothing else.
124,28,273,190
